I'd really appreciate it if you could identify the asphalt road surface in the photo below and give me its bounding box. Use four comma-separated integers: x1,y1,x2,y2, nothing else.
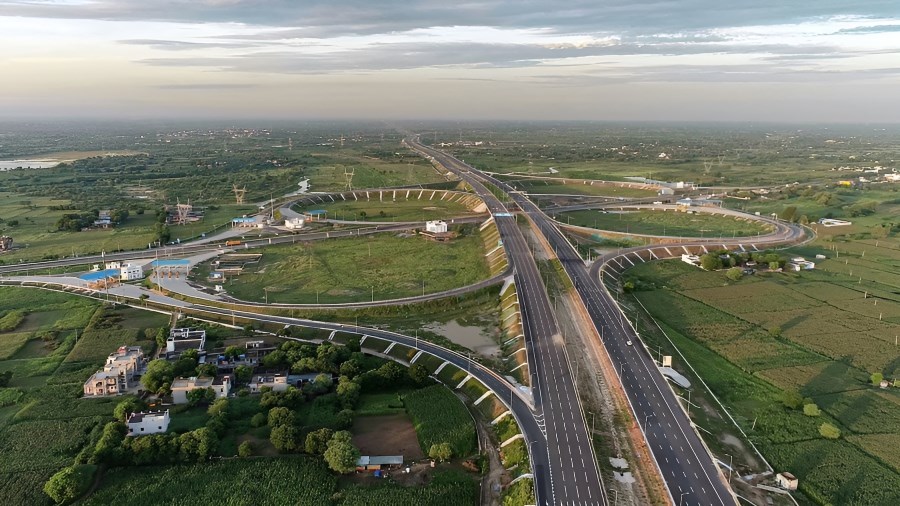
407,137,606,506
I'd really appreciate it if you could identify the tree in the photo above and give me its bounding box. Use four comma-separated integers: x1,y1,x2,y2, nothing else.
699,253,722,271
238,440,252,458
428,442,453,462
725,267,743,282
270,425,301,452
207,398,229,418
819,422,841,439
324,431,360,474
305,373,332,396
250,413,267,428
336,377,361,409
173,356,199,378
113,398,145,422
224,345,243,359
141,359,174,393
234,365,253,385
305,428,334,455
803,403,821,417
43,464,96,504
409,363,430,385
196,363,217,377
186,388,216,406
871,372,884,385
267,406,295,428
91,422,127,464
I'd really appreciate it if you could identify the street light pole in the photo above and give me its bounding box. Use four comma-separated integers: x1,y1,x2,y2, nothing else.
608,488,618,506
679,492,689,506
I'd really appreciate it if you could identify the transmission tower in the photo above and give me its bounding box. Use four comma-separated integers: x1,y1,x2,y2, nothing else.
344,167,355,191
175,199,193,225
703,161,714,174
232,185,248,204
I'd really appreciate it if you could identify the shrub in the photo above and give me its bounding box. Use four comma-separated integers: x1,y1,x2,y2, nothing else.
238,441,252,458
819,423,841,439
803,403,821,417
43,464,96,504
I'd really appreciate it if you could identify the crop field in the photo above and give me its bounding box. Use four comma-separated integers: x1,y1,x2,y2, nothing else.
85,457,337,506
402,385,477,458
629,251,900,505
557,209,772,237
194,232,491,304
294,193,479,222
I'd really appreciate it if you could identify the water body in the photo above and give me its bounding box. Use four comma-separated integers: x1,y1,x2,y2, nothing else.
0,160,59,170
424,319,500,358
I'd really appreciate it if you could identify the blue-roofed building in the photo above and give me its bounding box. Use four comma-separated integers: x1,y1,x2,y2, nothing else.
232,217,257,227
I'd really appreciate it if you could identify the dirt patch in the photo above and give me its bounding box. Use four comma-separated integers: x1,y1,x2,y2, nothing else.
352,414,425,460
424,320,500,358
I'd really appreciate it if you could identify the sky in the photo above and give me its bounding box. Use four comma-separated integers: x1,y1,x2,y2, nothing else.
2,0,900,122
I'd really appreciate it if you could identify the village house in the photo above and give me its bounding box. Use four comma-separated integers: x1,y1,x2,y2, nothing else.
83,346,146,397
127,410,170,436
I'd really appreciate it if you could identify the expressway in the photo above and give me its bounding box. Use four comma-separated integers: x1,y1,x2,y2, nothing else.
406,136,761,506
406,139,606,505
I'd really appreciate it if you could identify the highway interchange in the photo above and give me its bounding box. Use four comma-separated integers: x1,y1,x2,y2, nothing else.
1,135,810,506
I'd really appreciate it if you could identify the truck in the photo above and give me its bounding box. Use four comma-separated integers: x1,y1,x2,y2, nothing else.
225,240,241,247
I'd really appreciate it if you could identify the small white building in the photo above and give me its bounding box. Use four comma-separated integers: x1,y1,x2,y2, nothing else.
104,261,121,270
167,328,206,356
127,410,170,436
776,472,798,491
788,257,815,271
681,254,701,266
120,263,144,281
425,220,448,234
170,375,232,404
285,217,306,230
249,373,289,393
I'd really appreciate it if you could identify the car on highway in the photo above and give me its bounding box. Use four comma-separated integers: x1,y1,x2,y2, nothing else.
626,340,633,346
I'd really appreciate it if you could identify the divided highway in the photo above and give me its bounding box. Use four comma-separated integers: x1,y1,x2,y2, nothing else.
407,138,606,505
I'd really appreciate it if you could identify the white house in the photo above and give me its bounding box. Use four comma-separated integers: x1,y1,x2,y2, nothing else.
167,328,206,356
249,373,289,393
776,472,798,491
788,257,815,271
170,376,229,404
120,263,144,281
425,220,448,234
127,410,170,436
285,217,305,230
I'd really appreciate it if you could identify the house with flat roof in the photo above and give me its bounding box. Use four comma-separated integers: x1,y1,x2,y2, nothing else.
127,410,170,436
356,455,404,471
170,376,230,404
249,373,289,393
167,328,206,358
83,346,146,397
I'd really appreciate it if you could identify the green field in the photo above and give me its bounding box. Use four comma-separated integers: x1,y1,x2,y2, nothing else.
557,209,772,237
294,193,480,222
625,256,900,505
403,385,477,458
193,231,492,304
0,192,256,262
85,457,337,506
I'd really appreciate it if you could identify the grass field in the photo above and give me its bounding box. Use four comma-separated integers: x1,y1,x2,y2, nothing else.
0,192,256,262
626,255,900,505
194,231,492,304
294,192,480,222
557,209,772,237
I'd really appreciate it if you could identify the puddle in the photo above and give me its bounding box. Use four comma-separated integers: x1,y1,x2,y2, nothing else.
423,320,500,358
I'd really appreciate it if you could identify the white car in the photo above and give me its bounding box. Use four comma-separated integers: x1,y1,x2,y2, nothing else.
626,340,633,346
